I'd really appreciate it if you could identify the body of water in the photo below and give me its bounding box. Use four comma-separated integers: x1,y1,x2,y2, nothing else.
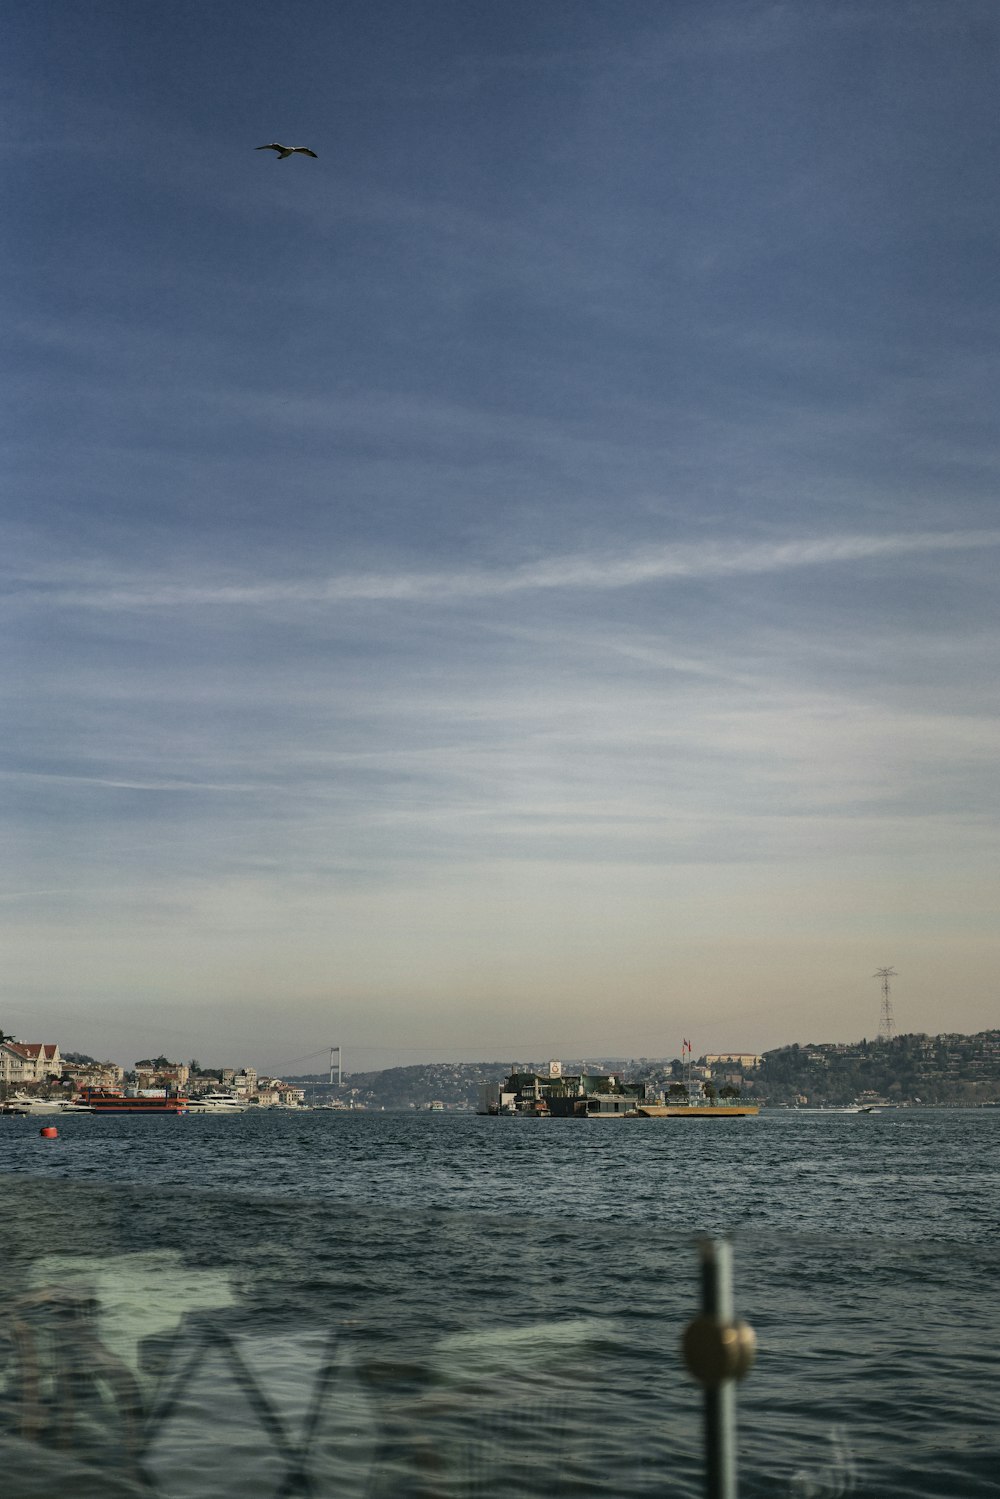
2,1107,997,1496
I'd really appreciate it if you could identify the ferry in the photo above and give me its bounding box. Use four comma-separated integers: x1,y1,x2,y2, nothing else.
80,1090,190,1115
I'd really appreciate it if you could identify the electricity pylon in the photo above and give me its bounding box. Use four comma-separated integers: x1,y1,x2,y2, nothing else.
873,967,897,1042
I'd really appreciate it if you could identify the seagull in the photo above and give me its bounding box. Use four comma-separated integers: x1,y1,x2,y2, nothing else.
256,143,318,160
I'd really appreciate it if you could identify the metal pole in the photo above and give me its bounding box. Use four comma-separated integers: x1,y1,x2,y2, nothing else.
682,1238,756,1499
702,1240,736,1499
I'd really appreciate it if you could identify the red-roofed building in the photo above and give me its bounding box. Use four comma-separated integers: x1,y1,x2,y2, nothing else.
0,1042,62,1086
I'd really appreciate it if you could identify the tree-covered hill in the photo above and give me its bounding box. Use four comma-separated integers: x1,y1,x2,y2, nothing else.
751,1031,1000,1106
292,1061,513,1110
290,1032,1000,1110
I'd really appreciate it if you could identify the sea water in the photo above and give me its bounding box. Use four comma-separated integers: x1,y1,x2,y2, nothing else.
1,1108,997,1496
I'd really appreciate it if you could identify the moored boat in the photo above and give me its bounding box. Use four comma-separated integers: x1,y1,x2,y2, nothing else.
632,1102,760,1118
184,1092,247,1113
2,1095,94,1115
80,1090,190,1115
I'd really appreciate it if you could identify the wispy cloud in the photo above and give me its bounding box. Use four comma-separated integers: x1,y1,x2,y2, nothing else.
9,529,1000,612
0,768,256,793
5,0,1000,1057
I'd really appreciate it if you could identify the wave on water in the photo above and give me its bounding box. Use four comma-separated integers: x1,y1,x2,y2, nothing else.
2,1108,997,1495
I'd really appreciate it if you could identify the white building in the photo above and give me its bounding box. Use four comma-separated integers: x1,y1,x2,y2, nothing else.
233,1067,258,1097
0,1042,62,1086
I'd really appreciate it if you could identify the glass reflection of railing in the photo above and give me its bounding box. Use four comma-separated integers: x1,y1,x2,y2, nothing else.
1,1181,996,1498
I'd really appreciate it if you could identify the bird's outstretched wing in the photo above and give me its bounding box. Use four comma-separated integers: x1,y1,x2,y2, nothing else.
255,143,317,159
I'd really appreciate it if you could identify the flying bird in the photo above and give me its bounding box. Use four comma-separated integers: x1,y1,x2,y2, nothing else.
256,143,318,160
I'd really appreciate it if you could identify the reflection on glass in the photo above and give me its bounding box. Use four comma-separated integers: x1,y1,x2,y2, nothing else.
1,1176,997,1497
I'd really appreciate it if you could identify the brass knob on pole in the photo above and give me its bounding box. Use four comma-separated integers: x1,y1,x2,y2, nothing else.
684,1238,754,1499
682,1313,756,1388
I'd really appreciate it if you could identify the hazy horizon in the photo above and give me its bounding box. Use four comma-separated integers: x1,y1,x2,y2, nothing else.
5,2,998,1071
10,1004,988,1081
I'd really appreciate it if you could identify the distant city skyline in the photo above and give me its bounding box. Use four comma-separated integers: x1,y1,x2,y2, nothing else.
4,2,998,1066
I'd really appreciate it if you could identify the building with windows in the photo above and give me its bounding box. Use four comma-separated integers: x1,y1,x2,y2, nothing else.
61,1060,125,1092
478,1067,645,1117
133,1062,190,1091
233,1068,258,1097
0,1042,62,1087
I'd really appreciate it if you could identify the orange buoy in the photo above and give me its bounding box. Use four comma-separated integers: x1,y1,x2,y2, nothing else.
40,1126,58,1138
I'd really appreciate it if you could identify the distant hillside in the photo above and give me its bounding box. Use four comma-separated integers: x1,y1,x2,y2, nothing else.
290,1032,1000,1110
291,1061,512,1110
750,1030,1000,1106
632,1031,1000,1106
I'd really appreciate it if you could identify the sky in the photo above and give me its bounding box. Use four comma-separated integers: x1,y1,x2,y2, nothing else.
3,0,998,1073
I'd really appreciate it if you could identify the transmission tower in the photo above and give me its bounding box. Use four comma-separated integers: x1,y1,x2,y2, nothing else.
873,968,897,1042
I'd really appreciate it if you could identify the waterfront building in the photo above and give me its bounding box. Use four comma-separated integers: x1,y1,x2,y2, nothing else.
479,1068,646,1117
233,1067,258,1098
0,1042,62,1087
134,1062,189,1091
187,1070,226,1094
61,1060,125,1093
252,1076,306,1107
1,1044,34,1091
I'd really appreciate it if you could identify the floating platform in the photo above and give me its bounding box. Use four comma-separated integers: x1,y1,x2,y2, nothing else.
632,1104,760,1118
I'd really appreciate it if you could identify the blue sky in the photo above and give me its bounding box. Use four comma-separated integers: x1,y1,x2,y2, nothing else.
4,1,998,1071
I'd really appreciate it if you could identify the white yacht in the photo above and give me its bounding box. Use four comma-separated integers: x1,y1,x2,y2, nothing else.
185,1093,247,1114
2,1095,93,1115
